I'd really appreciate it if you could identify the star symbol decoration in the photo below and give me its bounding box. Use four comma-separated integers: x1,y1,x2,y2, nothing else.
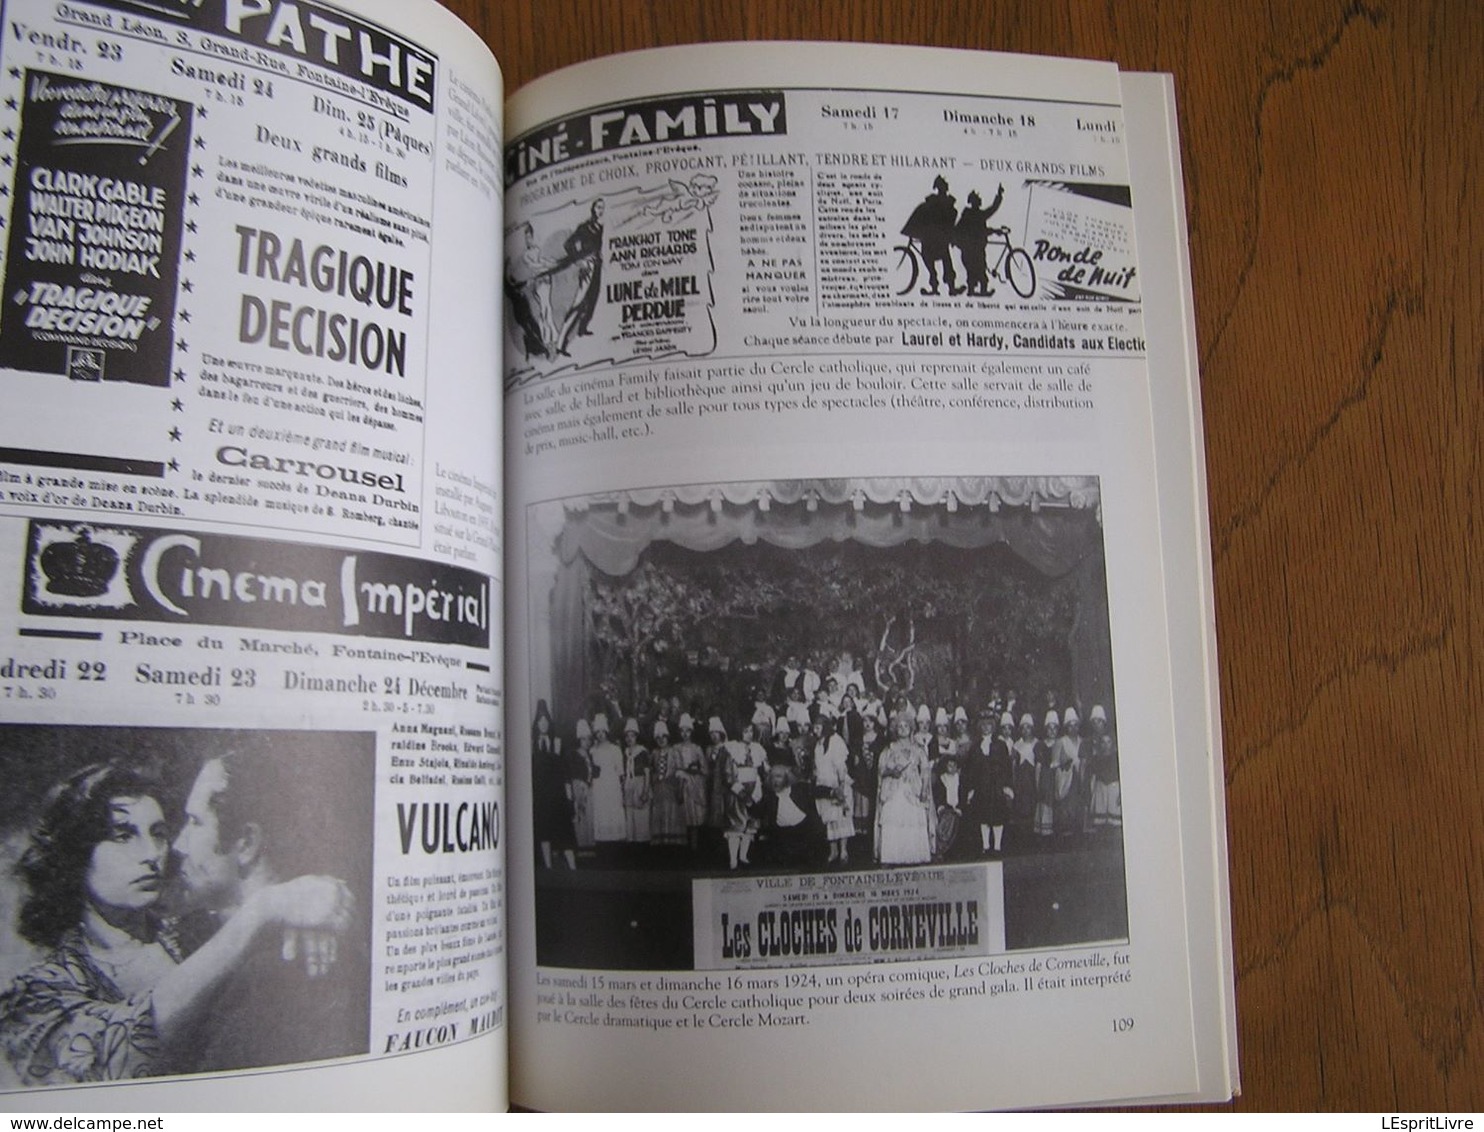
192,164,203,178
172,398,184,412
194,136,205,149
188,192,199,206
182,279,193,293
168,459,180,472
169,427,182,442
184,248,196,261
186,220,198,233
178,309,191,323
174,367,186,383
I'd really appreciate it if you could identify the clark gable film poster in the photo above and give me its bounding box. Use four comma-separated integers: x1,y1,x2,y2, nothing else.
0,69,191,386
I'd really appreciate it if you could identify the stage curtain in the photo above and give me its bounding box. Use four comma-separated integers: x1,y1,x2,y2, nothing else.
567,475,1100,514
557,476,1101,579
1069,547,1115,713
549,550,592,729
544,477,1110,722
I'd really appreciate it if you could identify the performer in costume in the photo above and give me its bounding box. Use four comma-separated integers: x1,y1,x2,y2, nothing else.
1010,712,1041,851
567,718,595,850
620,718,651,845
932,751,970,861
673,713,709,856
1053,706,1085,838
875,711,933,865
749,765,828,870
531,700,575,869
811,717,855,864
1085,705,1122,830
587,714,626,848
648,720,687,848
720,722,766,869
1034,710,1060,838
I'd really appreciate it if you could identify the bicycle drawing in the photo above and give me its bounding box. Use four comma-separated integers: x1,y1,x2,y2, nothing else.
893,228,1037,299
893,179,1036,300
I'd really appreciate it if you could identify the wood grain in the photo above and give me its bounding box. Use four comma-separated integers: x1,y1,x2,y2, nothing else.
439,0,1483,1110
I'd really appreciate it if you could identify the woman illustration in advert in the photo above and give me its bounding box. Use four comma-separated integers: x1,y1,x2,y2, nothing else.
0,763,351,1086
518,222,559,350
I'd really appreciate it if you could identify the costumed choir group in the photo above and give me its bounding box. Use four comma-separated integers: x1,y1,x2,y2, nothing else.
533,653,1122,873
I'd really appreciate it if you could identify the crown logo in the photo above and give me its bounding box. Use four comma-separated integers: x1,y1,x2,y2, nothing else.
39,529,119,598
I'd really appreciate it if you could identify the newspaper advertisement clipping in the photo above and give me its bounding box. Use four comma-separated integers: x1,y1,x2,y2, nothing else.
0,0,505,1097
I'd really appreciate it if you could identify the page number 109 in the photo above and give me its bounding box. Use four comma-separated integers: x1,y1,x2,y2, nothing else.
1112,1018,1135,1033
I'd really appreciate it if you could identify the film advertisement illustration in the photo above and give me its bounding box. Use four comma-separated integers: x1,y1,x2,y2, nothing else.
0,70,191,386
21,519,492,648
0,725,374,1089
503,178,718,389
889,177,1138,305
525,476,1127,971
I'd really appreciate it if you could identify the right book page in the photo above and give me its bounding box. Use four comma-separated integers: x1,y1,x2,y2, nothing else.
1117,70,1239,1105
501,42,1230,1111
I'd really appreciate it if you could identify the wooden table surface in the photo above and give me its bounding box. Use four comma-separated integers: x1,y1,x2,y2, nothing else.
442,0,1483,1111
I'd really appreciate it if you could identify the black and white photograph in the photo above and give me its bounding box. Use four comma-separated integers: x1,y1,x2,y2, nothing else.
0,726,374,1089
524,476,1128,970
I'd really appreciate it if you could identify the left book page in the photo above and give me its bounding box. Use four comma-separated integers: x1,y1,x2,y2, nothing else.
0,0,506,1111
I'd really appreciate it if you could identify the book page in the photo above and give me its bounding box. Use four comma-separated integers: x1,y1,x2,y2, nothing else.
503,42,1224,1111
1117,71,1238,1103
0,0,506,1111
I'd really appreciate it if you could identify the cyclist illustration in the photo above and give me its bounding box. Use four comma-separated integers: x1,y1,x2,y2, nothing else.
953,185,1005,296
899,175,960,295
894,178,1036,300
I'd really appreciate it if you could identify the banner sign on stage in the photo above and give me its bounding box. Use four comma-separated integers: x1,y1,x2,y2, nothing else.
692,863,1005,970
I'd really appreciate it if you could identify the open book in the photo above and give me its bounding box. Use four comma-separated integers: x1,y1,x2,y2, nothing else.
0,0,1235,1112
